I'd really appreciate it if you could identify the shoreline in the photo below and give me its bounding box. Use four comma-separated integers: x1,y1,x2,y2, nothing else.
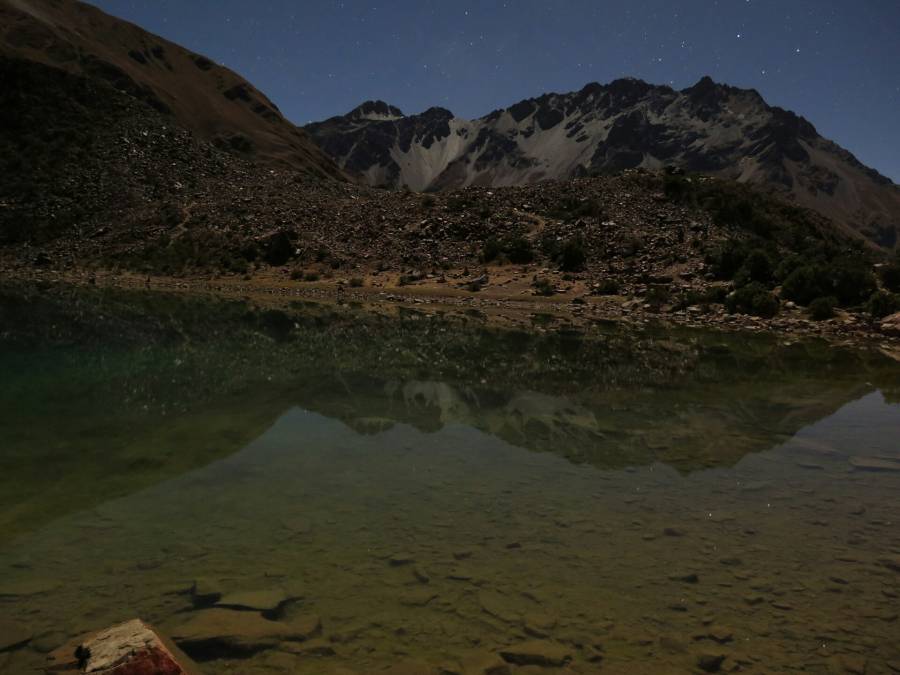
4,264,900,355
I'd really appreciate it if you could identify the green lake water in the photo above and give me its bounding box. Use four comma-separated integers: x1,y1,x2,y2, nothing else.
1,283,899,674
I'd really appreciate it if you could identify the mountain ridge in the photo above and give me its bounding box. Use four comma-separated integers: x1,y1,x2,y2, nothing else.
0,0,344,179
306,76,900,249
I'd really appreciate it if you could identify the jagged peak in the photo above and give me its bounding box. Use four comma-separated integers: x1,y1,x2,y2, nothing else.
348,100,404,120
418,106,454,120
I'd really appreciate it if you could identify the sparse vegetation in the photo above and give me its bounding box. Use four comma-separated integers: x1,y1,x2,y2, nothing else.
808,296,837,320
592,279,621,295
482,235,534,264
532,277,555,296
782,259,876,307
866,290,900,319
558,236,587,272
349,277,364,288
726,282,779,318
881,256,900,293
674,286,728,310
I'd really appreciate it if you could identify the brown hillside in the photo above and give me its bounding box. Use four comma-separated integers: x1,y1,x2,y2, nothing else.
0,0,343,179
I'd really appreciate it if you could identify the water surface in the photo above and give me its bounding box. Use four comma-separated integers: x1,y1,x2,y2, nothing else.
1,284,899,674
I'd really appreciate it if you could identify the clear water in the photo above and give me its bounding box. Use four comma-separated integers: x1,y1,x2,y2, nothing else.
1,284,899,674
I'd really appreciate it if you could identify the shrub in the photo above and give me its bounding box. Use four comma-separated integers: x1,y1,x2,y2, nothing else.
349,277,364,288
421,195,436,209
303,272,319,282
879,259,900,293
675,286,728,309
782,265,825,305
533,277,555,296
481,236,534,264
734,248,774,287
808,296,837,320
592,278,620,295
290,267,303,280
482,237,502,263
706,240,749,280
866,291,900,319
644,285,671,308
663,174,691,202
559,236,586,271
505,236,534,264
546,196,605,222
466,278,485,292
725,282,779,318
830,259,877,306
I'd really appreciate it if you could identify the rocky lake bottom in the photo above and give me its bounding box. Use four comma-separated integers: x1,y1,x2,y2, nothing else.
0,284,899,674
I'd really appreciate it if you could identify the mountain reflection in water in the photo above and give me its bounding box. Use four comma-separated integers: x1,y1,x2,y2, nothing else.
1,284,899,674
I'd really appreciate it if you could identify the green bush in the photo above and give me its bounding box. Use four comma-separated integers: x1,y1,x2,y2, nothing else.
481,236,534,264
866,291,900,319
707,240,749,280
782,265,825,305
808,296,837,320
830,259,877,306
559,236,587,271
734,248,774,287
675,286,728,309
592,278,620,295
303,272,320,282
663,174,690,202
533,277,555,296
880,259,900,293
546,197,605,222
349,277,364,288
482,237,503,263
644,285,671,308
725,282,779,318
505,236,535,264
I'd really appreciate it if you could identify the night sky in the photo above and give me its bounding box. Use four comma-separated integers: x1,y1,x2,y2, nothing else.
91,1,900,182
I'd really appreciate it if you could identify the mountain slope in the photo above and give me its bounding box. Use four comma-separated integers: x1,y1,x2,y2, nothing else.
0,0,343,179
306,78,900,249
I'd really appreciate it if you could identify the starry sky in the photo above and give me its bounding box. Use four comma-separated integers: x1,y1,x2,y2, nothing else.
91,0,900,182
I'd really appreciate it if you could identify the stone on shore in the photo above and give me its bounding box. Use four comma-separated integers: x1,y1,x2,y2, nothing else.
880,312,900,337
46,619,197,674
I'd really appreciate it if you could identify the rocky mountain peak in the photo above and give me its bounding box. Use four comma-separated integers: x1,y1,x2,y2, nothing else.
348,100,404,120
419,106,454,121
305,77,900,249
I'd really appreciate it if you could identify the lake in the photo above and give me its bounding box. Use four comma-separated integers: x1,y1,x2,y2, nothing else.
1,283,899,674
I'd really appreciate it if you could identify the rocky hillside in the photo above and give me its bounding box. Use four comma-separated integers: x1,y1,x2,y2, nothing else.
0,0,342,179
306,78,900,249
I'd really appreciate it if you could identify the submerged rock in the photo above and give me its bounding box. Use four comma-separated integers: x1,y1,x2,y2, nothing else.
168,609,312,659
498,640,571,667
697,652,727,672
216,588,296,616
190,578,224,607
478,590,522,623
389,552,415,566
0,619,31,653
850,456,900,472
282,638,336,657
